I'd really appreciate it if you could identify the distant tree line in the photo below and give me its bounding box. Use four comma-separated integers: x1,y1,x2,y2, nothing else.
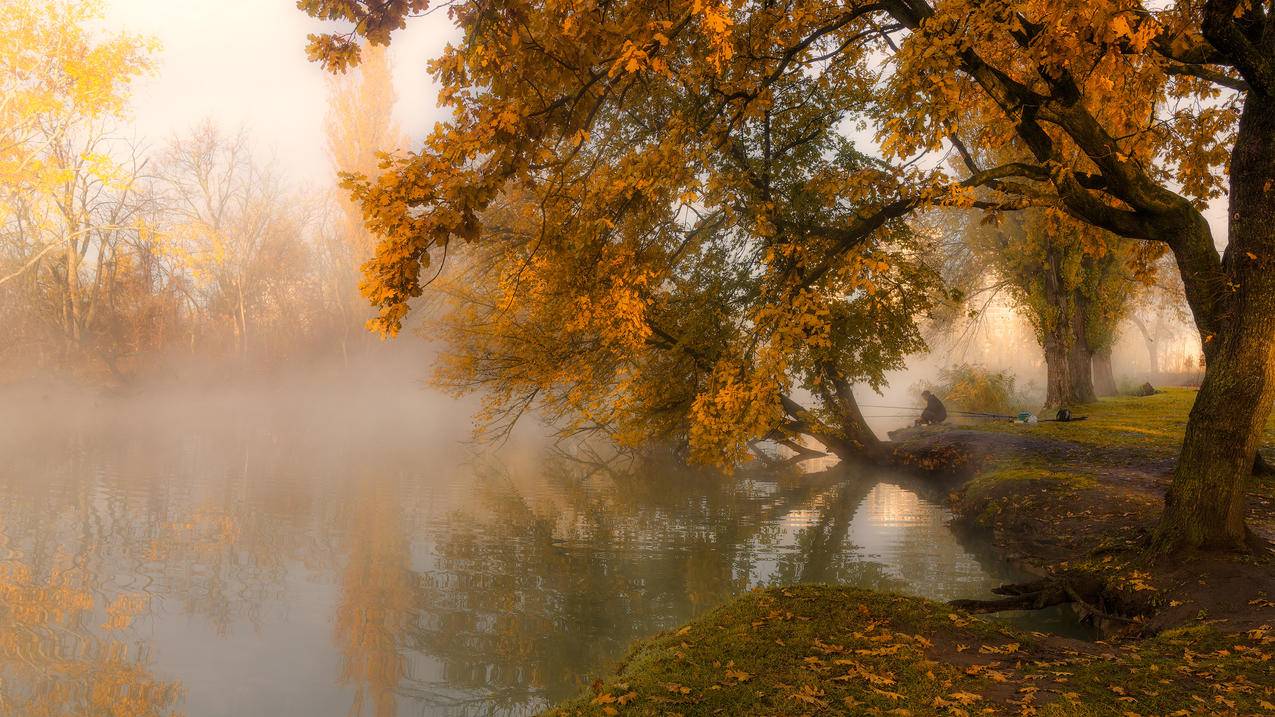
0,1,401,382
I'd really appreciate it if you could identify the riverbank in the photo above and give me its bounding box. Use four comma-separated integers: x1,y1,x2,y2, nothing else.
900,387,1274,634
545,585,1273,716
542,388,1275,715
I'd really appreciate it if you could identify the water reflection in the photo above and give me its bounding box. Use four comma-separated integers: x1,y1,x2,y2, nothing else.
0,389,1033,716
336,475,421,717
0,536,183,717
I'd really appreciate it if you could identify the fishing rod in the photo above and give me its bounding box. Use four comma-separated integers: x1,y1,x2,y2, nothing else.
858,401,1094,423
858,403,1016,420
861,411,1013,419
857,402,1008,415
950,410,1017,420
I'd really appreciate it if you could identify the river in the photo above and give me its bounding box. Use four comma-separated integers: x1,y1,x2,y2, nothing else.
0,376,1077,716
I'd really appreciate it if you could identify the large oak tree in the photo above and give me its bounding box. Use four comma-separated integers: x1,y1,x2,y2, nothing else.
301,0,1274,554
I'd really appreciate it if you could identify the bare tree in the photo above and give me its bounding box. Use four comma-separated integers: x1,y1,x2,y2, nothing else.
156,122,312,363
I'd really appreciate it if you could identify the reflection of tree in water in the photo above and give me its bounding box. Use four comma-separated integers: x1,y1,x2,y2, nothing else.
0,551,183,717
0,401,1013,717
1,421,326,629
767,480,906,591
0,434,293,717
861,478,1025,602
0,420,350,716
333,474,422,717
402,457,883,713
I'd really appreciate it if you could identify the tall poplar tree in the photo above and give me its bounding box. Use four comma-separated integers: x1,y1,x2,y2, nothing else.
323,44,406,359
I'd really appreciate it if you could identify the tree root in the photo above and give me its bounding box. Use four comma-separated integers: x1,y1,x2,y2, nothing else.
949,576,1140,627
1255,452,1275,477
949,578,1067,613
748,438,834,471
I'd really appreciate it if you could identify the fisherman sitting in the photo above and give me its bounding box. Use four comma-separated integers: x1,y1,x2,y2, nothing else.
915,390,948,426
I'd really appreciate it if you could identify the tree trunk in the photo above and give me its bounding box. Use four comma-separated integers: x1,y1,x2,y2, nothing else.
818,367,883,457
1130,315,1159,377
1041,298,1097,407
1152,94,1275,553
64,232,81,353
779,370,883,465
1092,345,1118,397
1037,243,1097,408
237,282,249,362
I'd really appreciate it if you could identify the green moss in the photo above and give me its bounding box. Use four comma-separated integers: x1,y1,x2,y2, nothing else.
966,461,1100,492
543,586,1275,716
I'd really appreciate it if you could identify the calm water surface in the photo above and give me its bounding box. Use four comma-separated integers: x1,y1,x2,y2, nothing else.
0,381,1052,717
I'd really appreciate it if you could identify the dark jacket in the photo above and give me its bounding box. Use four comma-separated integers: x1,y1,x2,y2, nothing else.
921,394,947,424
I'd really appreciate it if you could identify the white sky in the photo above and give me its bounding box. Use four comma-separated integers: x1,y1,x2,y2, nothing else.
105,0,458,188
102,1,1228,241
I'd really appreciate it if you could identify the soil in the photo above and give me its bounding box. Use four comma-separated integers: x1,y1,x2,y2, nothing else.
890,425,1275,636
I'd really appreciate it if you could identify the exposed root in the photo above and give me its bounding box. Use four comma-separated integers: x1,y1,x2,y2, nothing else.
748,436,845,472
948,579,1067,613
1255,452,1275,477
950,576,1141,629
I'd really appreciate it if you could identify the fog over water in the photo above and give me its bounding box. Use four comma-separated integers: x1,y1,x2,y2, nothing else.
0,346,1083,717
0,3,1223,714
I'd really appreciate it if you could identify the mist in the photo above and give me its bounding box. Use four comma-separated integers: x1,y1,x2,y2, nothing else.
4,2,1259,716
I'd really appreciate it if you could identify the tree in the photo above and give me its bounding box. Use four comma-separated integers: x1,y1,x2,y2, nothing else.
424,97,941,466
883,1,1274,553
960,209,1158,407
0,0,156,371
1128,256,1196,379
156,123,310,362
301,0,1275,553
323,44,407,363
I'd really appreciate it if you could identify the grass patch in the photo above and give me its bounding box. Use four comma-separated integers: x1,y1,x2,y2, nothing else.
1041,624,1275,716
966,461,1100,492
975,387,1275,456
956,459,1105,533
542,586,1275,716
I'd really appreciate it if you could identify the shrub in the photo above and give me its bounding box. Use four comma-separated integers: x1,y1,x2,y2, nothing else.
919,364,1023,416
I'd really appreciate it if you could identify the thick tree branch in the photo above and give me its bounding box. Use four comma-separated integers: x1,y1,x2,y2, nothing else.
1202,0,1275,95
1164,62,1251,92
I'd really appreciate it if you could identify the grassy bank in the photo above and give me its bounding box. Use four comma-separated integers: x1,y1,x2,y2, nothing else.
977,387,1275,457
544,585,1274,716
947,387,1275,635
544,388,1275,715
953,386,1272,580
